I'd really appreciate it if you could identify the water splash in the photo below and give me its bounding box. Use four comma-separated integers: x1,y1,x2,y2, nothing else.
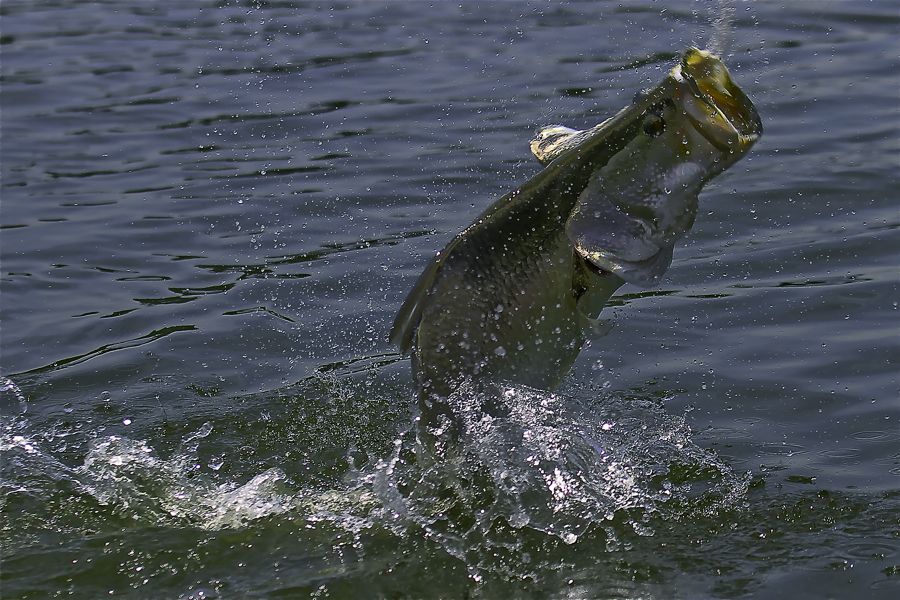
2,377,749,582
0,377,27,413
361,382,750,576
1,420,298,534
707,0,736,56
79,432,297,528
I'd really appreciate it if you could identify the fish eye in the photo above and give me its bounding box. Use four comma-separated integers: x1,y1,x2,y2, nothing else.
642,114,666,137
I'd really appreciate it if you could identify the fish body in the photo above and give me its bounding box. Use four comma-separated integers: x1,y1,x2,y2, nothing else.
391,49,761,419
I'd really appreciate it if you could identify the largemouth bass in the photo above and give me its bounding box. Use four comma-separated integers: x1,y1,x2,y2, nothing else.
391,48,761,420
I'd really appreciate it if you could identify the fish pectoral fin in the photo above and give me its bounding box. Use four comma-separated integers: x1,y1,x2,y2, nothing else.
579,315,614,337
571,251,619,331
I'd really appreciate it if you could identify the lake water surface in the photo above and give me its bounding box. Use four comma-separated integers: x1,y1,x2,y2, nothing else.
2,1,898,598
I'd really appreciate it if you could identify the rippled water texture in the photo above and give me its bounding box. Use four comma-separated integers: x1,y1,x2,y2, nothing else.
2,1,899,599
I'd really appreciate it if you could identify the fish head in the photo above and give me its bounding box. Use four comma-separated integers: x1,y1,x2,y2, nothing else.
565,47,762,286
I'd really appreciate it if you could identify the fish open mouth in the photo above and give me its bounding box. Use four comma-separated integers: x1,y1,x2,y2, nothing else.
563,47,763,288
676,48,763,151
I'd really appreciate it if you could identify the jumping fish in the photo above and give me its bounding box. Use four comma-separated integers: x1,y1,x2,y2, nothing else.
391,49,761,434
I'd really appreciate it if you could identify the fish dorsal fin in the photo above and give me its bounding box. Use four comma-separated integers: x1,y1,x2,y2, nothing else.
389,250,445,353
530,118,613,166
529,125,582,165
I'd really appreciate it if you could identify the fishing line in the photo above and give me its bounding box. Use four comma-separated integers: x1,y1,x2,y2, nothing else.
707,0,736,55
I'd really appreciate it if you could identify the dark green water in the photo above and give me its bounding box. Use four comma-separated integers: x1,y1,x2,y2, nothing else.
1,1,898,598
